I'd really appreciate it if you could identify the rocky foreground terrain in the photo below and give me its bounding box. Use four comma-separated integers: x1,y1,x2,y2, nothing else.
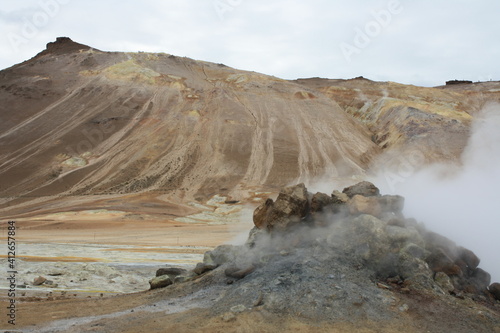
14,182,500,332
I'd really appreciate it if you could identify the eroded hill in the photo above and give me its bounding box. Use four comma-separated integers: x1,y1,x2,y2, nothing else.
1,37,500,217
0,38,377,216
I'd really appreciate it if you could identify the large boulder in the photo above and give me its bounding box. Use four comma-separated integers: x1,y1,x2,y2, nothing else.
341,214,389,261
246,227,268,248
310,192,334,214
342,181,380,198
348,195,405,218
378,195,405,214
331,190,349,204
253,198,274,229
457,247,480,270
156,267,187,277
149,275,173,290
348,195,382,217
193,262,218,275
426,248,462,276
434,272,455,293
224,265,256,279
253,183,309,231
470,268,491,291
203,244,241,266
489,283,500,300
33,276,47,286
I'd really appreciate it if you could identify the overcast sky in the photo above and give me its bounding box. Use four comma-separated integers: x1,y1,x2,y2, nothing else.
1,0,498,86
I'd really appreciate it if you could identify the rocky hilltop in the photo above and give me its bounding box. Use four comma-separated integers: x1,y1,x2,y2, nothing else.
141,182,500,333
1,38,500,219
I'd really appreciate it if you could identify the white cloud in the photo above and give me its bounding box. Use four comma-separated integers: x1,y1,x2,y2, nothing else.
0,0,499,85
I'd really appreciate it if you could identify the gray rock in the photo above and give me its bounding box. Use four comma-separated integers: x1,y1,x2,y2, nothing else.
386,226,424,248
331,190,349,204
348,195,404,219
253,198,274,229
423,232,459,262
203,244,241,266
348,195,382,217
342,181,380,198
401,243,426,259
458,246,480,270
310,192,334,214
193,262,218,275
426,248,461,276
379,195,405,214
225,265,256,279
33,276,47,286
253,183,309,231
470,268,491,291
173,272,197,284
435,272,455,293
156,267,187,277
230,304,247,313
246,226,267,248
149,275,173,290
488,282,500,300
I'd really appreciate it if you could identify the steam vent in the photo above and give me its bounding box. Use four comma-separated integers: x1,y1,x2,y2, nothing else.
150,182,500,330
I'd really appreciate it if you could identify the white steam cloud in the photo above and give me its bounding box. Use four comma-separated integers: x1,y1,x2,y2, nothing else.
376,103,500,283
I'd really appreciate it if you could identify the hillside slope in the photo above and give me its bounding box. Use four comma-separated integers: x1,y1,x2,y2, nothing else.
2,38,500,217
0,38,378,215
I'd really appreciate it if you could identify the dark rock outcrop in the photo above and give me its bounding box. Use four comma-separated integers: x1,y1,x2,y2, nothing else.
489,283,500,300
342,181,380,198
33,276,47,286
253,183,309,231
194,262,218,275
310,192,334,214
149,275,173,290
156,267,187,277
37,37,92,57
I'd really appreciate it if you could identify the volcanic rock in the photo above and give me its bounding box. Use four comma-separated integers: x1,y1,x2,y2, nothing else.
253,183,309,231
253,198,274,229
489,283,500,300
37,37,92,57
224,265,256,279
342,181,380,198
203,244,241,266
149,275,173,290
435,272,455,293
470,268,491,291
310,192,334,214
331,190,349,204
379,195,405,214
348,195,382,217
194,262,218,275
426,248,462,275
156,267,187,277
458,246,480,270
33,276,47,286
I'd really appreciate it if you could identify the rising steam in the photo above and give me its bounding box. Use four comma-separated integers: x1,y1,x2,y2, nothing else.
374,103,500,282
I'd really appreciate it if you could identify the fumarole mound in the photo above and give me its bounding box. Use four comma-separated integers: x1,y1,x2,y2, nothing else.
150,182,500,332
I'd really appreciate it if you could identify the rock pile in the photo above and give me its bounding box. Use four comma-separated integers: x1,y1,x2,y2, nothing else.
254,182,496,298
150,182,500,324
